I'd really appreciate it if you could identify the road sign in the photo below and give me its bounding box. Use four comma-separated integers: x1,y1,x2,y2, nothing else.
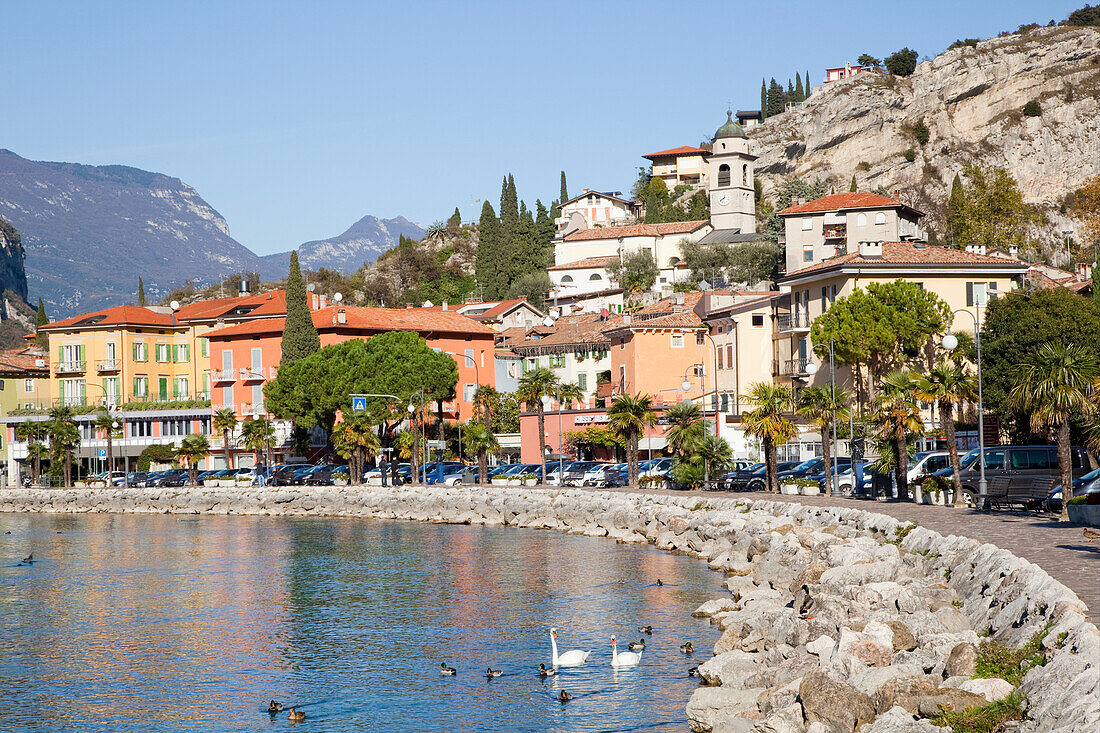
98,448,107,459
427,440,446,449
351,396,368,412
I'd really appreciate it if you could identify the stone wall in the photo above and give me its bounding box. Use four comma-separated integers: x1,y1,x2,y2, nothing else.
2,485,1095,732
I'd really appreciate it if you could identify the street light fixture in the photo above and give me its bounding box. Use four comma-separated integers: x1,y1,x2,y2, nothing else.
942,311,988,511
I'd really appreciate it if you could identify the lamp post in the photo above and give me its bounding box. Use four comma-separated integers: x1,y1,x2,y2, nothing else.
942,309,988,511
407,401,418,483
541,394,564,483
681,367,711,491
804,335,839,497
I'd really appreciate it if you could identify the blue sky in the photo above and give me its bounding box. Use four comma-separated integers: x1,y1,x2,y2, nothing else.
1,1,1083,255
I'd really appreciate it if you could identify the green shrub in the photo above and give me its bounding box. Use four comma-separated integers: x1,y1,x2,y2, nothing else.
137,444,177,472
1022,100,1041,117
975,626,1050,686
904,148,917,163
931,693,1025,733
913,118,930,146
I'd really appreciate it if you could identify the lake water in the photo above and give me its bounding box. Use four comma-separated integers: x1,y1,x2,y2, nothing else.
0,513,726,732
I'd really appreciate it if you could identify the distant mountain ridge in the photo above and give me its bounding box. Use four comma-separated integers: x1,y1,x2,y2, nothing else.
259,214,424,280
0,149,421,315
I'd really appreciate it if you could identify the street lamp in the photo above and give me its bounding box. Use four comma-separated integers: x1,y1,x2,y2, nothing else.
541,393,564,483
942,310,989,511
804,334,840,498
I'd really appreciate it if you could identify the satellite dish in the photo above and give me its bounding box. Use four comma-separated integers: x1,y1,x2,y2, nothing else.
423,300,434,308
333,292,343,303
169,301,180,311
307,283,316,292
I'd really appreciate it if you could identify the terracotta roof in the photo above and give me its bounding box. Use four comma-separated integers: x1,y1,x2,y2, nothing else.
548,256,619,271
636,291,705,316
0,347,49,375
642,145,708,160
779,192,916,216
495,326,531,347
42,305,182,332
175,290,287,321
606,311,705,332
459,298,540,320
784,242,1031,279
561,190,634,207
564,220,708,242
513,313,619,351
206,305,496,340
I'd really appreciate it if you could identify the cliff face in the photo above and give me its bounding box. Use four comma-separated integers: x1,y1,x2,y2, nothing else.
749,25,1100,240
0,219,28,303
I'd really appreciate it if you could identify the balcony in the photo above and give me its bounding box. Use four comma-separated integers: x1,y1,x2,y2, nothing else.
781,358,813,376
213,403,236,413
211,369,235,383
55,361,86,374
239,367,266,382
96,359,120,372
822,223,847,239
777,313,810,332
243,402,267,416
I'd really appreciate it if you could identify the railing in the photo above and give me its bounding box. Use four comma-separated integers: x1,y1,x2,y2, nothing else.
243,402,266,416
213,403,236,413
96,359,120,372
269,366,279,379
777,313,810,331
211,369,235,383
239,368,266,382
822,224,847,239
782,358,812,375
55,361,86,374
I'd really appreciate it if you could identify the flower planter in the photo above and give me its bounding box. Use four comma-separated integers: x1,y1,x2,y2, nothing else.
235,479,254,488
1068,503,1100,528
334,478,349,486
523,478,537,486
218,479,236,487
929,491,946,506
203,479,219,487
799,485,820,496
779,483,800,495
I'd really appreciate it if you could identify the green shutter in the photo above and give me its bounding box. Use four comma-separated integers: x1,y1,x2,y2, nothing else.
159,377,168,401
58,346,63,364
965,282,974,307
172,378,179,398
132,377,138,397
202,372,209,395
77,345,85,365
59,380,65,402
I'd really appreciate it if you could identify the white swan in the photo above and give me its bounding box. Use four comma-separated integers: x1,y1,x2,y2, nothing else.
610,635,642,667
550,627,590,667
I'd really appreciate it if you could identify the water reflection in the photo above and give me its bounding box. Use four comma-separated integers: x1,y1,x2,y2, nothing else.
1,514,724,732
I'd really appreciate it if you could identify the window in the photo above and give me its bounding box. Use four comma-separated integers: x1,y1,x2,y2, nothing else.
726,344,733,366
23,379,34,393
174,376,188,399
560,275,574,283
59,378,86,406
158,377,169,401
742,164,748,186
549,354,565,368
856,213,867,226
103,377,119,406
175,343,190,363
803,246,813,262
587,194,595,205
129,419,152,438
821,287,828,312
717,349,723,369
251,384,264,409
801,217,813,231
875,212,886,225
717,164,730,187
155,343,170,362
507,362,518,379
751,314,764,327
132,341,148,362
133,376,148,398
105,341,116,362
721,394,729,412
965,282,989,307
577,373,587,391
695,332,705,345
200,338,209,358
670,333,684,348
250,347,263,371
619,365,625,386
463,383,476,402
619,337,626,350
589,273,602,281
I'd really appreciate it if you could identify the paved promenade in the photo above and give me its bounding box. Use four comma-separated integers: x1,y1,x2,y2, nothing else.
619,486,1100,625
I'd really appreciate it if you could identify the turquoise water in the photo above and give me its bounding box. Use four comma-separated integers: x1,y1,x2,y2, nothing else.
0,513,725,732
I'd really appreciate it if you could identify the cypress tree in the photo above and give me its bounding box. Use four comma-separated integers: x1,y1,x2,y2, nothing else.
850,175,858,192
137,277,146,306
280,251,321,365
947,173,966,246
35,297,48,348
534,200,554,268
447,207,461,227
476,201,501,299
794,73,805,103
560,171,568,204
760,79,767,119
766,78,787,117
806,70,811,95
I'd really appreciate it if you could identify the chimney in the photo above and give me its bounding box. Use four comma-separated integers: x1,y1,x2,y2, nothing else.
1008,244,1019,258
442,300,448,311
857,241,883,257
238,278,250,296
406,303,414,309
623,313,632,325
337,308,347,325
1077,262,1093,280
319,294,328,309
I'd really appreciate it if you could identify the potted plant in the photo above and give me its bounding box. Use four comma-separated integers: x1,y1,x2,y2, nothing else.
520,472,538,486
918,475,949,505
1067,494,1100,528
779,478,801,495
797,477,821,496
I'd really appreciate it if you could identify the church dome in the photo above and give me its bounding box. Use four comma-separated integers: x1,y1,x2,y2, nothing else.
713,111,746,140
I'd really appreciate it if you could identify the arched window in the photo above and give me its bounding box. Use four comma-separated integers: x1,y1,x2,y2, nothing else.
560,275,574,283
856,213,867,227
589,273,602,281
667,256,681,267
875,212,886,225
742,165,748,186
717,164,730,187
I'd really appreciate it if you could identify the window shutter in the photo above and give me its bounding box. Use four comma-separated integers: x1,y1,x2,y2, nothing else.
171,345,177,362
77,345,85,364
965,282,974,307
58,346,64,364
202,372,209,395
102,378,108,402
173,379,179,398
59,380,65,401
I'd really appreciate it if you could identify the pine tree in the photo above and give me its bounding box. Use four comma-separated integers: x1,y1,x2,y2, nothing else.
560,171,568,204
794,73,805,103
137,277,146,306
760,79,767,119
280,251,321,365
447,207,461,228
766,78,787,117
35,297,48,348
787,79,794,99
850,175,858,192
476,201,501,299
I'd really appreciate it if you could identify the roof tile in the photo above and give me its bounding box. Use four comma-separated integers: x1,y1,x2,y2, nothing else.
784,241,1030,278
564,220,708,242
779,192,913,215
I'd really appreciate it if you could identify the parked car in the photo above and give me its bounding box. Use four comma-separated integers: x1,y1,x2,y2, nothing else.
639,458,673,478
1045,466,1100,512
955,445,1097,509
561,461,603,486
300,465,335,485
125,471,151,487
907,451,952,484
725,461,799,491
424,462,466,484
581,463,621,487
601,465,630,487
269,463,311,486
147,468,189,487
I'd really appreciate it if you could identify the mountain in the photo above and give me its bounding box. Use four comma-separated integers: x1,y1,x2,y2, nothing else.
0,149,264,315
748,24,1100,243
259,215,425,280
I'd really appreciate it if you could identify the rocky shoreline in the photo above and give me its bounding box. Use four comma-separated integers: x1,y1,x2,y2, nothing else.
2,485,1096,733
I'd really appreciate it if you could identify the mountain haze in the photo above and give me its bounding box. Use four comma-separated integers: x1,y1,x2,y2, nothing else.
259,214,424,280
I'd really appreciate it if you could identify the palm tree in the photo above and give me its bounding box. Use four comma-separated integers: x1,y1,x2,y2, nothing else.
742,382,797,493
1010,342,1099,521
915,362,977,507
333,415,381,485
47,406,80,486
15,421,46,483
94,412,123,476
556,382,584,410
516,367,560,483
607,393,656,486
177,434,212,486
698,434,733,475
872,370,925,499
463,421,500,484
665,401,705,457
212,408,238,470
797,386,851,496
240,417,277,468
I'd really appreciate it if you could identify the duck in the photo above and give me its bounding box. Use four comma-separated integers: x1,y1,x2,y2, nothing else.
267,700,283,713
538,663,556,678
798,584,814,618
1084,528,1100,543
628,639,646,651
610,635,642,667
688,666,700,677
287,708,305,722
550,627,590,667
18,553,33,566
680,642,694,655
440,662,457,675
558,691,574,703
638,625,653,635
656,578,663,586
486,667,503,679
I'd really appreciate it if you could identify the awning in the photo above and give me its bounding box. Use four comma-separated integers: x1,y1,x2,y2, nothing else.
638,436,668,450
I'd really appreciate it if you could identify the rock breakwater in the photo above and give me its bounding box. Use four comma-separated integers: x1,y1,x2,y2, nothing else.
2,484,1096,732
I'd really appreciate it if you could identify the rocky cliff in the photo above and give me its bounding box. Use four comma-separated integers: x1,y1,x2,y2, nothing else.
749,24,1100,241
0,218,28,303
259,214,424,280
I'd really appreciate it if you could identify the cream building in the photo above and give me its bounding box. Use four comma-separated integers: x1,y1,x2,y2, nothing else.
642,146,709,189
555,190,639,232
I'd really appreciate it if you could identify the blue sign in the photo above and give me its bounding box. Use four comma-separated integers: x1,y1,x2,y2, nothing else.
352,396,368,412
98,448,107,459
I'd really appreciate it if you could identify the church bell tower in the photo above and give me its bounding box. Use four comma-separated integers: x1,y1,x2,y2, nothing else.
707,111,758,233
